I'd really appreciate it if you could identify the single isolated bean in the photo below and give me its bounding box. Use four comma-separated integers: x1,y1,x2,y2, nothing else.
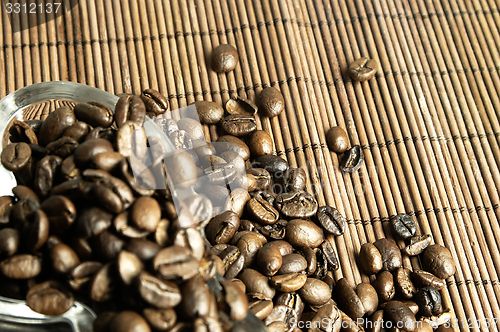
347,57,378,82
211,44,239,73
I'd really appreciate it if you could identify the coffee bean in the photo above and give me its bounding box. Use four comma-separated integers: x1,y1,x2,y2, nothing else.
75,206,113,238
356,283,378,316
298,278,331,307
91,231,126,261
110,311,151,332
422,244,455,279
141,89,169,115
68,261,102,292
164,150,198,189
220,279,248,321
309,302,342,332
63,121,90,143
1,142,32,172
236,233,263,268
246,197,279,225
395,268,417,299
50,243,80,274
264,305,298,331
1,254,42,279
217,245,244,279
320,240,339,271
285,219,324,248
216,135,251,161
249,298,274,320
270,273,307,292
248,130,273,157
372,272,394,304
154,245,200,281
191,101,224,125
118,159,156,197
272,240,293,256
211,44,239,73
275,167,307,194
22,209,50,252
89,262,118,302
221,114,257,136
384,301,416,332
143,307,177,331
34,155,62,197
74,138,114,168
26,281,74,315
348,57,378,82
0,228,19,257
298,246,317,276
180,275,211,318
373,238,402,272
257,219,287,240
326,126,349,154
137,271,182,309
392,214,417,239
86,127,115,142
340,310,364,332
276,191,318,219
225,97,258,116
341,145,363,173
9,120,38,145
74,102,114,128
258,87,284,118
246,168,272,191
115,95,147,127
278,254,307,275
335,278,365,319
173,228,205,261
126,239,161,262
316,206,346,236
239,268,276,299
178,118,205,142
224,188,251,217
414,287,442,317
117,250,144,285
403,234,432,256
257,242,283,277
128,196,161,232
358,243,383,275
84,169,135,213
0,196,14,224
411,270,445,291
206,211,240,245
254,155,288,175
116,121,148,159
39,107,76,146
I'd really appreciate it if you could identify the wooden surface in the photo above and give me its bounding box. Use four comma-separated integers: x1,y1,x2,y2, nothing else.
1,0,500,331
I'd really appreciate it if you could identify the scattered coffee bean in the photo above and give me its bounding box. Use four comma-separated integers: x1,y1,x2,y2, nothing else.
225,97,258,116
392,214,417,239
140,89,169,115
258,87,285,118
373,270,395,302
275,191,318,219
221,114,257,136
384,301,416,332
193,101,224,124
248,130,273,157
348,57,378,82
326,126,349,154
374,238,403,272
403,234,432,256
316,206,346,236
26,281,74,316
422,244,456,279
394,267,417,299
414,286,443,317
411,270,445,290
211,44,239,73
341,145,364,173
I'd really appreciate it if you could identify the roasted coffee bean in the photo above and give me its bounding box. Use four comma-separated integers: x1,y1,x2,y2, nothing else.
217,245,244,279
1,254,42,279
127,196,161,232
75,206,113,238
391,214,417,239
89,262,118,302
373,238,402,272
272,240,293,256
0,196,14,224
298,246,317,276
172,228,205,261
422,244,455,279
115,95,146,127
358,243,383,275
309,302,342,332
224,188,251,217
204,163,236,185
348,57,378,82
414,287,442,317
26,281,74,316
34,155,62,197
91,152,124,173
1,142,32,172
91,231,126,261
275,167,307,193
248,130,273,157
246,168,272,191
193,101,224,124
254,155,288,175
335,278,365,319
0,228,19,257
50,243,80,274
136,271,181,309
211,44,239,73
340,310,364,332
60,155,80,180
357,283,378,315
183,194,213,227
275,191,318,219
285,219,324,248
86,127,115,142
116,250,144,285
403,234,432,256
258,87,284,118
110,311,151,332
63,121,90,143
177,118,205,142
45,136,78,158
249,298,274,320
206,211,240,245
326,126,349,154
220,151,246,176
154,245,200,281
70,237,93,262
258,219,288,240
270,273,307,293
373,271,395,302
395,268,417,299
316,206,346,236
74,102,114,127
236,233,263,268
68,261,102,292
436,325,453,332
256,242,282,277
298,278,331,307
216,135,251,161
23,209,49,252
239,268,275,299
246,197,279,225
84,169,135,213
39,107,76,146
320,240,339,271
10,198,39,225
143,308,177,331
411,270,445,291
117,159,156,197
9,120,38,144
225,97,258,116
220,279,248,321
179,275,211,318
278,254,307,275
164,150,198,189
126,239,161,262
74,138,114,168
341,145,363,173
221,114,257,136
264,305,298,331
116,121,148,159
384,301,416,332
140,89,168,115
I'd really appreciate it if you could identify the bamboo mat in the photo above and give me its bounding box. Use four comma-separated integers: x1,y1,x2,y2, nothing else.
1,0,500,331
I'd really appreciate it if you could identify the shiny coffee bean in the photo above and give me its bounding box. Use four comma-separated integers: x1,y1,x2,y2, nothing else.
216,245,244,279
257,219,287,240
248,130,273,157
74,138,114,168
276,167,307,193
220,279,248,321
257,242,282,277
50,243,80,274
422,244,456,279
141,89,168,115
193,101,224,124
285,219,324,248
270,273,307,292
264,305,298,331
384,301,416,332
115,95,146,127
249,298,274,320
68,261,102,292
143,308,177,332
34,155,62,197
63,121,90,143
0,196,14,224
326,126,349,154
44,136,78,159
117,250,144,285
137,271,181,309
91,152,124,173
373,271,395,302
340,310,364,332
225,97,258,116
125,239,161,262
1,254,42,279
358,243,383,275
391,214,417,239
180,275,211,318
9,120,38,144
39,107,76,146
272,240,293,256
26,281,74,315
236,233,263,268
116,121,148,159
275,191,318,219
316,206,346,236
258,87,284,118
216,135,251,161
86,127,115,142
254,155,288,175
89,262,118,302
356,283,378,316
403,234,432,256
206,211,240,245
60,155,80,180
246,197,279,225
164,150,197,189
239,268,276,299
348,57,378,82
335,278,365,319
84,169,135,213
414,287,442,317
298,278,331,307
411,270,445,291
211,44,239,73
110,311,151,332
23,209,50,252
0,228,19,257
320,240,339,271
74,102,114,128
341,145,363,173
221,114,257,136
246,168,272,191
172,228,205,261
129,196,161,232
278,253,307,275
154,245,199,281
309,302,342,332
395,268,417,299
373,238,402,272
1,142,32,172
75,206,113,238
224,188,251,217
91,231,126,261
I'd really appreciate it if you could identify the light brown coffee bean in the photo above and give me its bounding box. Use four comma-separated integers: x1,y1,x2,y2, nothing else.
246,197,279,225
278,253,307,275
326,126,349,154
221,114,257,136
154,245,200,281
50,243,80,274
211,44,238,73
359,243,383,275
258,87,284,118
270,273,307,293
335,278,365,319
384,301,416,332
225,97,258,116
143,308,177,332
347,57,378,82
403,234,432,256
117,250,144,285
110,311,151,332
26,281,74,316
373,238,402,272
239,268,276,299
285,219,324,248
249,299,274,320
373,270,395,302
411,270,445,291
137,271,181,309
248,130,273,157
422,244,455,280
395,268,417,299
257,242,283,277
220,279,248,322
298,278,331,307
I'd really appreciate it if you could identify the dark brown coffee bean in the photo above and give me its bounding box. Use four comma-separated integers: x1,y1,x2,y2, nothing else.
414,287,442,317
373,238,402,272
384,301,416,332
256,219,286,240
320,240,339,271
285,219,324,248
239,268,276,299
74,138,114,168
89,262,117,302
68,261,102,292
23,209,50,252
326,126,349,154
340,310,364,332
45,136,78,158
276,191,318,219
0,228,19,257
154,245,200,281
70,237,93,262
248,130,273,157
127,196,160,232
422,244,455,279
114,95,146,127
391,214,417,239
403,234,432,256
221,114,257,136
216,245,244,279
1,142,32,172
224,188,251,218
136,271,181,309
50,243,80,274
216,135,251,161
60,155,80,180
373,270,395,302
143,308,176,331
193,101,224,124
86,127,115,142
297,246,316,276
90,152,124,172
116,121,148,159
316,206,346,236
141,89,168,115
179,275,211,318
34,155,62,197
26,281,74,316
164,150,198,189
40,195,77,233
91,231,126,261
275,292,304,318
39,107,76,146
258,87,284,118
118,159,156,197
264,305,298,331
348,57,378,82
85,169,135,213
1,254,42,279
257,242,282,277
225,97,258,116
126,239,161,262
276,167,307,193
335,278,365,319
341,145,363,173
411,270,445,291
9,120,38,144
74,101,114,128
220,279,248,321
309,302,342,332
206,211,240,245
0,196,14,224
366,309,384,332
270,273,307,293
357,283,379,316
211,44,239,73
110,311,151,332
395,268,417,299
63,121,90,143
246,197,279,225
76,206,113,238
298,278,331,307
278,253,307,275
10,197,39,225
254,155,288,175
236,233,263,268
358,243,383,275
